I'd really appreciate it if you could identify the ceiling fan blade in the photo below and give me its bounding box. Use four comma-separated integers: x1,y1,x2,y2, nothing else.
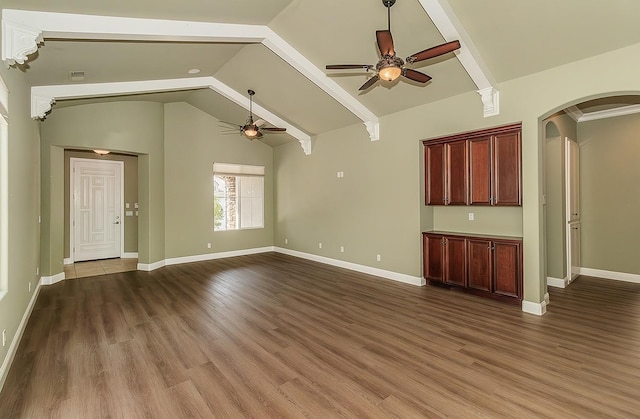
256,131,264,138
219,120,242,128
261,127,286,132
255,119,266,127
326,64,373,70
359,74,380,91
406,40,461,63
376,30,395,56
403,68,432,83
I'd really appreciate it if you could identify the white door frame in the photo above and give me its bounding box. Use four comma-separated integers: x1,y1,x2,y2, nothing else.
564,137,580,284
69,157,125,263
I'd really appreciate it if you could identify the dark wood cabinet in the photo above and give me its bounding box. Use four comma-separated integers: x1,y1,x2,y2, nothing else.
424,123,521,207
423,232,523,303
423,233,467,287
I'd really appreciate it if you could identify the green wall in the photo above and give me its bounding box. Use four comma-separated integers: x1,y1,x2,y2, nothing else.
543,114,577,280
40,102,165,273
578,113,640,275
163,102,274,258
0,65,41,386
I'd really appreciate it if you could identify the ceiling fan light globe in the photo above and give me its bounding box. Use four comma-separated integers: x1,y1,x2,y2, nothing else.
244,125,259,138
379,64,402,81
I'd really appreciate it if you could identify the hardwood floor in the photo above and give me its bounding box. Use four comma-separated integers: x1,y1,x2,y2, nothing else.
1,252,639,418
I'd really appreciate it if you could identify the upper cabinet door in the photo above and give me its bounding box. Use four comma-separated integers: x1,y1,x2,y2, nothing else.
425,143,445,205
468,136,492,205
493,131,522,206
445,140,468,205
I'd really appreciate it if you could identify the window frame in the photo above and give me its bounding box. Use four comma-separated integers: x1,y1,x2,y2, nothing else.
213,163,265,232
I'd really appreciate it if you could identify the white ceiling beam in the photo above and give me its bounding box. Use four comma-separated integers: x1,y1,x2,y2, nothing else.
31,77,312,154
416,0,499,117
2,9,379,141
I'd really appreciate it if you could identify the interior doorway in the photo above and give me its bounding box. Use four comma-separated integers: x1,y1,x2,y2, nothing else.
70,158,124,262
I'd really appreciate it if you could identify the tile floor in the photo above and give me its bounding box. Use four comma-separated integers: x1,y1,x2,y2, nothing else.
64,258,138,279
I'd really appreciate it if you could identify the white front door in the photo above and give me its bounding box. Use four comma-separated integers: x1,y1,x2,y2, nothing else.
72,158,123,262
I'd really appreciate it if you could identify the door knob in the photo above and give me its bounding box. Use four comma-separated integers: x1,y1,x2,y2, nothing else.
115,221,120,224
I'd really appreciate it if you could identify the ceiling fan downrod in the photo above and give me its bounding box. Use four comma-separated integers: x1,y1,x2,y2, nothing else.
382,0,396,31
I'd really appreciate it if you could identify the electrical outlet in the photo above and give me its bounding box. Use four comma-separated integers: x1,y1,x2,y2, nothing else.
376,254,381,262
36,267,39,275
207,243,211,249
468,212,475,221
2,330,6,347
340,246,344,253
28,282,31,292
319,242,322,249
285,238,288,244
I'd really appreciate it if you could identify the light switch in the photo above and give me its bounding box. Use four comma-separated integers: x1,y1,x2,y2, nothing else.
126,203,130,209
125,210,134,217
134,203,139,209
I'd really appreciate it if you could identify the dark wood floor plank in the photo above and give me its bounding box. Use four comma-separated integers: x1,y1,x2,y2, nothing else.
2,254,640,417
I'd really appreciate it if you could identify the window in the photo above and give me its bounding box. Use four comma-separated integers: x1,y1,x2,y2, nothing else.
213,163,264,231
0,75,8,299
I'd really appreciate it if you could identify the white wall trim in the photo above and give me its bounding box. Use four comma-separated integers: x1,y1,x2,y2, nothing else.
544,292,550,306
547,276,568,288
41,272,65,285
274,247,425,286
0,278,42,392
578,267,640,284
30,77,313,155
522,299,547,316
416,0,499,117
165,247,275,266
63,257,73,265
3,9,378,143
137,260,166,272
122,252,138,259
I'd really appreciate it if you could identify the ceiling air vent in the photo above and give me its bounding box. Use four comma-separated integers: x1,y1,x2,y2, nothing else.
68,71,85,82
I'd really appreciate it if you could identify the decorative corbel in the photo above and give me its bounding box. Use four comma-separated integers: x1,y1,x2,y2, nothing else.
478,87,500,117
31,94,55,119
2,20,44,66
364,121,380,141
298,138,312,155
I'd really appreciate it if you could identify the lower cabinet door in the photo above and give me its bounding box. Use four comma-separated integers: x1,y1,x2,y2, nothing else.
493,240,521,298
444,236,467,287
467,239,492,292
423,234,444,282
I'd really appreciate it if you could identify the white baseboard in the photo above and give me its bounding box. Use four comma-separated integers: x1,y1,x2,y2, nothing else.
544,292,550,306
122,252,138,259
41,272,65,285
165,246,275,267
63,257,73,265
522,299,547,316
578,267,640,284
274,247,425,286
0,278,42,392
137,260,165,272
547,276,568,288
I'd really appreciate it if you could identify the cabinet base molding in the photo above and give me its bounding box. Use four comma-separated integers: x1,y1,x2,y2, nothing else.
427,280,522,305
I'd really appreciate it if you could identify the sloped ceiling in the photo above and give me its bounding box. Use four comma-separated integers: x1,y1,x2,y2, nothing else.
3,0,640,148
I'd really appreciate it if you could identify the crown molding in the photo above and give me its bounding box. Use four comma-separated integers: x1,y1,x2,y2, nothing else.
563,106,583,122
31,77,313,154
417,0,499,117
577,104,640,122
2,9,379,142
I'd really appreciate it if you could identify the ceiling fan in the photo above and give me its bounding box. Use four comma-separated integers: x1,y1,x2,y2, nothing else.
326,0,461,91
221,89,286,140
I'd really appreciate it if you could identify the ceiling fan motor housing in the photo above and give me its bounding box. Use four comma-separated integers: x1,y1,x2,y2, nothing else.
382,0,396,8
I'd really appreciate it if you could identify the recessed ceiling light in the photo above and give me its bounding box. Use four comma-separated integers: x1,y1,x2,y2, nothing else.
188,68,201,75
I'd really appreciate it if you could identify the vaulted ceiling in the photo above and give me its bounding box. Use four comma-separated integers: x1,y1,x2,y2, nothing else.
3,0,640,149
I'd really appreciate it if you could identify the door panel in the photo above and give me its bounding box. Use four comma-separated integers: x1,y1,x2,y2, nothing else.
493,240,521,298
468,239,492,292
423,234,444,282
444,236,467,286
425,143,445,205
73,159,122,262
446,140,468,205
468,136,492,205
493,131,522,206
